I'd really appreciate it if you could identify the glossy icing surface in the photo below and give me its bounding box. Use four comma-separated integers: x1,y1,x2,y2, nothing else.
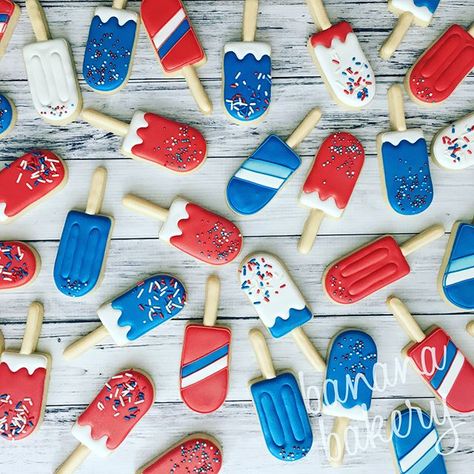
0,94,14,136
251,372,313,461
0,0,17,49
300,132,365,217
239,253,312,338
390,0,440,23
325,235,411,304
223,42,272,123
227,135,301,215
141,0,204,73
54,210,112,297
0,241,38,290
180,325,231,413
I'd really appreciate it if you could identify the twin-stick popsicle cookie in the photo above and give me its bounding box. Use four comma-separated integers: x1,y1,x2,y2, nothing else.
324,225,445,304
141,0,212,115
377,85,433,215
0,93,16,138
180,275,231,414
23,0,82,125
0,302,50,441
298,132,365,254
56,369,154,473
227,108,322,215
306,0,376,109
0,0,20,59
405,24,474,106
0,241,40,290
64,274,186,359
123,194,243,265
81,108,207,173
54,167,113,298
387,296,474,413
380,0,441,60
83,0,140,94
223,0,271,123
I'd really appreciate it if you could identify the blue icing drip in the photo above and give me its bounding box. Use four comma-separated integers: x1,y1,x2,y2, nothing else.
381,138,433,215
227,135,301,215
83,15,137,92
113,275,186,341
251,372,313,461
269,306,313,338
54,210,112,297
413,0,441,13
323,330,377,412
223,51,272,122
0,94,14,135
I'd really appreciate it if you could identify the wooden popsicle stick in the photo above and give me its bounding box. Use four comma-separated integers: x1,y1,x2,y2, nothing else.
328,416,350,467
55,444,91,474
112,0,128,9
122,194,169,221
386,296,425,343
0,329,5,354
249,328,276,380
388,84,407,132
286,108,322,149
86,167,107,216
400,224,445,256
467,321,474,337
182,66,213,115
305,0,331,31
20,302,44,355
203,275,220,327
291,327,326,372
298,208,325,254
80,109,129,137
63,325,109,361
243,0,258,42
25,0,50,42
469,24,474,36
379,12,413,60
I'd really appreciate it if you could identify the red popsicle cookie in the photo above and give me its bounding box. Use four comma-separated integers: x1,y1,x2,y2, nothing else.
0,241,40,290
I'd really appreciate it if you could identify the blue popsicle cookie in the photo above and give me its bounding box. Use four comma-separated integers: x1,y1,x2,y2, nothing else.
0,94,15,138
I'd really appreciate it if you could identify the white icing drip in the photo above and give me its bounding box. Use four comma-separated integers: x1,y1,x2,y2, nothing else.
323,400,369,421
158,198,189,243
122,110,148,155
97,303,129,346
390,0,434,24
95,6,138,27
224,42,271,61
0,352,48,374
0,202,7,221
381,129,424,147
71,422,112,458
299,192,343,218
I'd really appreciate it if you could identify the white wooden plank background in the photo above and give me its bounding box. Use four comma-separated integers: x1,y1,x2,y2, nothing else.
0,0,473,473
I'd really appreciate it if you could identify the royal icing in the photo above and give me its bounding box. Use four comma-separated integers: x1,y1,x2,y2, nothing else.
0,94,14,137
180,325,231,414
323,330,377,420
158,198,242,265
0,150,66,222
0,241,39,290
432,113,474,170
98,274,186,345
0,0,18,51
324,236,411,304
408,24,474,105
23,38,80,123
223,42,272,122
122,111,207,172
141,0,204,73
72,370,154,457
310,22,375,109
239,253,312,338
227,135,301,215
83,7,138,93
300,132,365,218
380,129,433,215
54,210,112,297
251,372,313,461
390,0,440,24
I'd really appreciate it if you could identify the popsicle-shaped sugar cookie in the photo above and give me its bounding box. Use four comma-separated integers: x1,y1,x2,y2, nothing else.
223,0,271,123
377,85,433,215
141,0,212,115
306,0,375,109
0,241,40,290
123,194,243,265
227,108,321,215
63,274,186,360
23,0,82,124
324,225,445,304
83,0,140,94
0,0,20,59
0,93,16,138
0,302,50,441
54,167,113,298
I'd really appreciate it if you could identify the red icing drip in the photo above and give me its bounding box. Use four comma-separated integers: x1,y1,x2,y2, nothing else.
324,236,410,304
0,362,47,441
409,24,474,104
132,113,206,172
310,21,353,49
0,241,38,290
170,203,242,265
302,132,365,209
